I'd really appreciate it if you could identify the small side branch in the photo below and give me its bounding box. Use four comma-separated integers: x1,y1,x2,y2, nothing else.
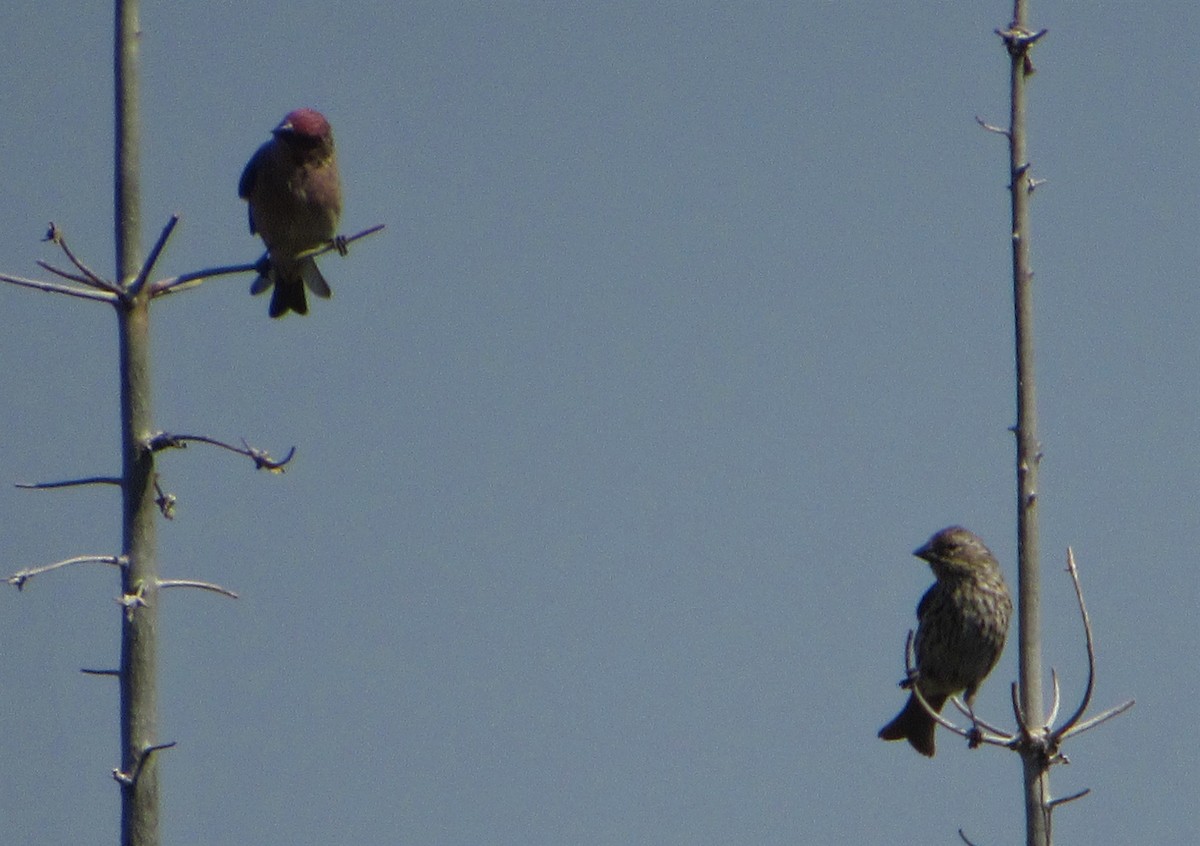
147,259,259,298
42,222,122,293
148,431,296,472
157,579,239,599
1048,788,1091,810
0,271,119,303
153,476,176,519
150,223,386,298
975,114,1011,138
1054,547,1097,734
1052,548,1135,743
113,742,176,788
82,668,121,677
7,554,126,590
16,476,122,490
126,214,179,297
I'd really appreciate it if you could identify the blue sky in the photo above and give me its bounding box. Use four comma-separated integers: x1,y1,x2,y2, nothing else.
1,2,1196,843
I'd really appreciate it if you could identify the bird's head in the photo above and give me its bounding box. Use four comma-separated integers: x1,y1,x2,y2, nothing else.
274,108,333,144
914,526,997,580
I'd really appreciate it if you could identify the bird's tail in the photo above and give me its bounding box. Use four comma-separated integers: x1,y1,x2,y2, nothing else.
250,256,333,318
878,690,947,757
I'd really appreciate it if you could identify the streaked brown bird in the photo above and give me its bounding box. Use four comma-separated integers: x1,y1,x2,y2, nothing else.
239,108,342,318
879,526,1012,757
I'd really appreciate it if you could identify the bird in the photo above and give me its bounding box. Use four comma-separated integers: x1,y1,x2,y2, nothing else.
238,107,343,318
879,526,1013,757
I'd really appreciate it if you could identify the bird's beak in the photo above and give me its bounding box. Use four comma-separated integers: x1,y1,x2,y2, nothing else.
913,541,934,561
273,119,293,136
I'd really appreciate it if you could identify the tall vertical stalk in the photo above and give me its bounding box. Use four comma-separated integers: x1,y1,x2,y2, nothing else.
1004,1,1048,843
114,1,160,845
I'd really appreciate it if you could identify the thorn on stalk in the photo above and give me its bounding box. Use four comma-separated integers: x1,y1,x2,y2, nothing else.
153,475,176,519
117,583,149,621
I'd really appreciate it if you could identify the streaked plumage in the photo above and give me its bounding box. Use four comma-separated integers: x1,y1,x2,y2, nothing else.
879,526,1012,757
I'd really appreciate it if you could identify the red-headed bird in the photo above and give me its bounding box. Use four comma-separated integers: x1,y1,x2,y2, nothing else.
239,108,342,318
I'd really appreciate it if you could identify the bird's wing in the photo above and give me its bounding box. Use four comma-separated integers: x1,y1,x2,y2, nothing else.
238,144,268,234
916,583,938,621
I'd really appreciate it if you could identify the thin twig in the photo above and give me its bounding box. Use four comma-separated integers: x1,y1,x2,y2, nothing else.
157,579,239,599
42,222,121,292
150,223,386,297
127,214,179,296
948,697,1008,737
1052,548,1096,739
975,115,1011,137
7,554,125,590
81,668,121,676
148,431,295,472
148,261,259,297
1011,680,1032,735
1047,788,1090,809
1045,669,1061,728
16,476,122,490
36,260,101,287
0,271,118,302
1059,699,1135,739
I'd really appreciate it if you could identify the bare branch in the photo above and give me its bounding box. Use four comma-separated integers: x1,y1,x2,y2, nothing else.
157,579,239,599
81,668,120,676
975,115,1011,137
0,271,119,302
1048,788,1091,809
948,697,1009,738
148,431,296,472
1011,680,1031,735
1059,698,1136,739
16,476,122,490
958,830,981,846
7,554,125,590
150,223,386,298
1045,669,1061,728
1052,548,1097,739
148,260,259,298
36,260,103,288
126,214,179,297
304,223,386,259
42,222,121,293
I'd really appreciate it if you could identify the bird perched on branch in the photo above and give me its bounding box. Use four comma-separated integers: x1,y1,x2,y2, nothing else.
239,108,343,318
879,526,1012,757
